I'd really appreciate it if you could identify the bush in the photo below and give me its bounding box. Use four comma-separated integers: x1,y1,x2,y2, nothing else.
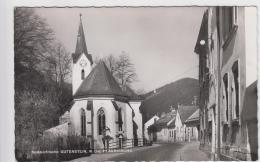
30,135,91,161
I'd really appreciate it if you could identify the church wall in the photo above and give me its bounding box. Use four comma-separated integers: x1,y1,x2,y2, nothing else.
72,54,92,95
129,101,143,139
125,103,134,140
69,99,89,136
116,101,133,140
92,99,117,149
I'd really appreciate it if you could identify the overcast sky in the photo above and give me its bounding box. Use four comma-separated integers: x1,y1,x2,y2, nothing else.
36,7,206,92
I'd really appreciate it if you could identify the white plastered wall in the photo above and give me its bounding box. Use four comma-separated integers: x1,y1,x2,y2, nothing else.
72,54,92,95
129,101,143,139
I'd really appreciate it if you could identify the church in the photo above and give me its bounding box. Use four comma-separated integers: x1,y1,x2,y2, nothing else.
44,15,143,150
67,15,143,149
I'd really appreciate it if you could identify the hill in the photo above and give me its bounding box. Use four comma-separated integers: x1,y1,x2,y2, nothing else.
140,78,199,123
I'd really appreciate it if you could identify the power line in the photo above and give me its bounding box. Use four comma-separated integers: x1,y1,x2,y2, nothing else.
170,65,199,81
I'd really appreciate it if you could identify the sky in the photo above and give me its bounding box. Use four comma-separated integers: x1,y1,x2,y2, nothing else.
35,7,206,92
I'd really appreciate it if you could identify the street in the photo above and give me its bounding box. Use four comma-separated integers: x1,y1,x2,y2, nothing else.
72,141,210,161
108,142,183,161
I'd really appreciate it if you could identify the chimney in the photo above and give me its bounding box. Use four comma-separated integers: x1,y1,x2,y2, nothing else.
161,112,166,118
177,103,182,109
170,105,175,112
193,96,198,106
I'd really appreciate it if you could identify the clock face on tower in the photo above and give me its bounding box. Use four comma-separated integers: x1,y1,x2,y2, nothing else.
79,59,87,67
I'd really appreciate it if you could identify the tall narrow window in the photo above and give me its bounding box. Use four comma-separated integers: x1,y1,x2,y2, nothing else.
118,108,123,131
97,109,105,135
81,69,85,80
222,7,238,41
223,73,229,121
81,109,86,136
232,61,239,119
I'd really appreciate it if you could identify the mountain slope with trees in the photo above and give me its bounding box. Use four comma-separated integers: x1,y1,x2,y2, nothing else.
140,78,199,123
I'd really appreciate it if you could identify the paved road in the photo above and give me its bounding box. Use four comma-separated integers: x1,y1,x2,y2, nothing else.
71,141,210,161
107,142,184,161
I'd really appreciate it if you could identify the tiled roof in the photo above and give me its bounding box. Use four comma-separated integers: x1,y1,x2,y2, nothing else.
153,111,176,129
72,17,93,64
74,61,127,99
178,105,198,123
185,109,199,124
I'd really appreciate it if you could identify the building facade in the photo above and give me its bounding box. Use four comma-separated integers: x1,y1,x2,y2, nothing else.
144,115,159,141
195,7,258,160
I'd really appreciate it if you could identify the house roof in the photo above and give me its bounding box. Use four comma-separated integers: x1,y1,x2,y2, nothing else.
178,105,198,123
242,80,257,121
74,61,127,99
194,10,208,55
72,16,93,64
185,109,199,124
153,111,176,129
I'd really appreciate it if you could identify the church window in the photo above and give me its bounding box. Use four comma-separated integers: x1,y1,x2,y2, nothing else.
81,69,85,80
97,108,106,135
81,109,86,136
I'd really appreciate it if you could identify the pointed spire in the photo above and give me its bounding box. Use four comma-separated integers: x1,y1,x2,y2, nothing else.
72,14,93,64
75,13,88,55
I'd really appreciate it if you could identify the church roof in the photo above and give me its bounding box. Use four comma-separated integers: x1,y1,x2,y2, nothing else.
74,61,127,99
122,85,143,101
72,15,93,64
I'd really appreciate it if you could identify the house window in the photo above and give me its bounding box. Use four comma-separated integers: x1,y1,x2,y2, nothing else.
232,61,239,119
81,69,85,80
98,108,106,135
222,7,238,41
81,109,86,136
223,73,229,122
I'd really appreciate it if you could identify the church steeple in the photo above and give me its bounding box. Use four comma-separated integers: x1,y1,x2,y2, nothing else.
75,13,88,55
72,14,93,64
72,14,93,95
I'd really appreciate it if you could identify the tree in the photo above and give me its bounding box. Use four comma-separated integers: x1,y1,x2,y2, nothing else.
43,42,71,85
14,8,53,72
14,8,72,160
14,8,54,92
95,52,138,88
115,53,137,87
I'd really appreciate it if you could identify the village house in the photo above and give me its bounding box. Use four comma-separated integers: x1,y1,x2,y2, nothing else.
43,15,143,150
144,115,159,141
150,109,178,143
195,7,258,160
184,109,200,142
148,104,199,143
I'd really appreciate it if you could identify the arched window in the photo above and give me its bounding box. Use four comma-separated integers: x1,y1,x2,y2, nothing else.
81,69,85,80
81,109,86,136
97,109,105,135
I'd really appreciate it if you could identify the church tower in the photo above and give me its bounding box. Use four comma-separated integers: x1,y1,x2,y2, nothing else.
72,14,93,95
